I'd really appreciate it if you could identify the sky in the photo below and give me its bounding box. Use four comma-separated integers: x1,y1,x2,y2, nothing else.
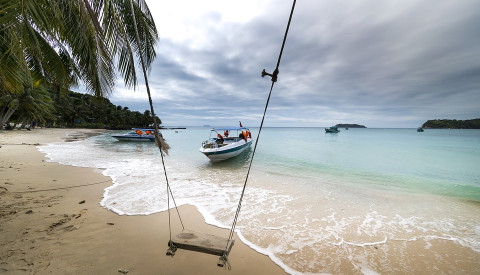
86,0,480,128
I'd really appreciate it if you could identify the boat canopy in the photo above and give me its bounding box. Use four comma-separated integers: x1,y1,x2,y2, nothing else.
132,128,158,131
212,127,249,131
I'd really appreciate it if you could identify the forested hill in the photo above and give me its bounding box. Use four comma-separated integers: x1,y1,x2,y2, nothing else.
50,91,162,129
335,124,367,128
3,89,161,130
422,119,480,129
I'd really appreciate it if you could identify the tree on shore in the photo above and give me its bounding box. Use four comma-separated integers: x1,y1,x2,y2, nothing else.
0,0,160,129
5,89,162,130
422,119,480,129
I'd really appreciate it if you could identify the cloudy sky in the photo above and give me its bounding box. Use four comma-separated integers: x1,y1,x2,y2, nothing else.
97,0,480,128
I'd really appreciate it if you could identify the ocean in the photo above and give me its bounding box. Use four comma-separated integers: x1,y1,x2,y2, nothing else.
38,127,480,274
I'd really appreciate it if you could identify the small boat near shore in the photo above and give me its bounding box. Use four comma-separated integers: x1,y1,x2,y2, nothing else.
199,127,252,161
325,126,340,133
112,129,159,142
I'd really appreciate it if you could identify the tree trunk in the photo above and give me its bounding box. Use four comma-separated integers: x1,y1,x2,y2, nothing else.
55,84,61,102
0,105,18,128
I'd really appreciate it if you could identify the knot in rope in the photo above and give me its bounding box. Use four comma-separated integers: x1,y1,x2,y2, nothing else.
166,241,178,256
218,254,232,270
261,68,279,82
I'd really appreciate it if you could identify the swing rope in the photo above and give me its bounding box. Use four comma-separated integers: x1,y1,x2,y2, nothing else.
128,0,184,254
224,0,297,253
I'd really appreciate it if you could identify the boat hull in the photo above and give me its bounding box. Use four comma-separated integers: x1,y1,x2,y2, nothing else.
199,140,252,161
325,126,340,133
112,135,155,142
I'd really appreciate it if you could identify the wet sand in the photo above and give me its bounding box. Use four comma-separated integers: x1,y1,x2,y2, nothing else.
0,128,286,274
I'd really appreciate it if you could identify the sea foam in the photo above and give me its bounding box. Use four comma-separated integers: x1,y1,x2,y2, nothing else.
37,128,480,274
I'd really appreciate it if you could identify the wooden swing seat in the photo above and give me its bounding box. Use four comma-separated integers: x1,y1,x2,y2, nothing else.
170,229,234,256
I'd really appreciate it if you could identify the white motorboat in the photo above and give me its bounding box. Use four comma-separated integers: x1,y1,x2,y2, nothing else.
112,128,159,142
199,127,253,161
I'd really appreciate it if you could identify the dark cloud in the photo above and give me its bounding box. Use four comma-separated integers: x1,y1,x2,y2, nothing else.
106,0,480,127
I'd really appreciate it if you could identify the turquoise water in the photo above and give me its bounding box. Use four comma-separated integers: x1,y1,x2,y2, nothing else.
164,127,480,200
254,128,480,200
39,127,480,274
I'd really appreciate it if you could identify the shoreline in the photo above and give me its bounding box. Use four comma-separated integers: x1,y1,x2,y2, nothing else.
0,128,286,274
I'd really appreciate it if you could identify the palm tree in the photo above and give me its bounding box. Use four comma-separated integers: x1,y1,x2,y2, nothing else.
0,0,160,128
0,94,17,127
13,83,55,128
0,0,74,95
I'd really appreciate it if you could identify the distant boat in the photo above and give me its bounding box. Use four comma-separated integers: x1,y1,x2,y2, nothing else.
112,128,160,142
199,127,252,162
325,126,340,133
417,127,424,132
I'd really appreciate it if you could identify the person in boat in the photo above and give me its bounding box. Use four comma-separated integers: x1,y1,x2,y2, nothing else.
216,133,224,144
224,130,229,137
239,131,245,140
241,130,248,141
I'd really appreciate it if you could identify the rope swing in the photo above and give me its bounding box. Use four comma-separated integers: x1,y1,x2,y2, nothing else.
127,0,184,256
133,0,297,268
221,0,297,267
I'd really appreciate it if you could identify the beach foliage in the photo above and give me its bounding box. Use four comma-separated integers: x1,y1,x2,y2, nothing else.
422,119,480,129
0,0,158,127
5,89,161,129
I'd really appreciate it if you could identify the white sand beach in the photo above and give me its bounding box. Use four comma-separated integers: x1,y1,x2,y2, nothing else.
0,128,286,274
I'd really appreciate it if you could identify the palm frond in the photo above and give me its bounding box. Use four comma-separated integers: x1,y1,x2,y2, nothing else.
102,0,158,89
57,0,115,97
1,0,159,102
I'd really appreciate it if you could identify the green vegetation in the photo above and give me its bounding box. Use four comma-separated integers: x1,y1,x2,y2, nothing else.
1,0,159,129
2,90,160,129
422,119,480,129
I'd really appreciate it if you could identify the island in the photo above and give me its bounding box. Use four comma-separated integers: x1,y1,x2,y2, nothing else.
335,124,367,128
422,119,480,129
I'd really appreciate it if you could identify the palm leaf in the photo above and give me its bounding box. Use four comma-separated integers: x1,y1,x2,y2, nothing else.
56,0,115,97
102,0,158,89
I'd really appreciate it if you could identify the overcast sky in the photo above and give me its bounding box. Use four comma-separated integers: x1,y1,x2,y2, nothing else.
93,0,480,128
